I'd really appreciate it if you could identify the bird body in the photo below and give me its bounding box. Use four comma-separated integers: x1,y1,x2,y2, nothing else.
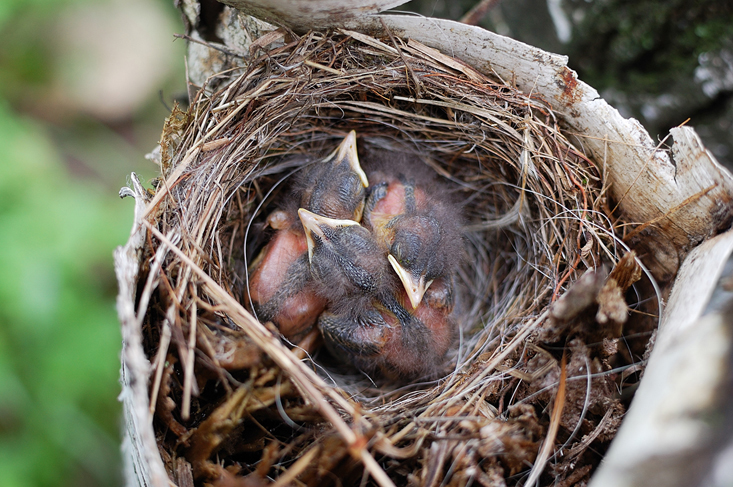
246,132,368,341
248,138,463,380
373,292,453,380
363,152,464,309
299,207,456,380
297,208,393,304
318,286,454,380
246,210,327,341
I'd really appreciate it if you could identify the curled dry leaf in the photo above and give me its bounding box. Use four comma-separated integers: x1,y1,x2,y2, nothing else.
596,277,628,331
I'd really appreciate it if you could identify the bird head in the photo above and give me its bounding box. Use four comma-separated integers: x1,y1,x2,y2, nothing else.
387,215,448,309
298,130,369,222
297,208,387,298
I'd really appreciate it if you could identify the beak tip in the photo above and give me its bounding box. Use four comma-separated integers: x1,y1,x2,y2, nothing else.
407,286,424,309
388,254,426,309
298,210,316,262
337,131,368,188
297,207,311,225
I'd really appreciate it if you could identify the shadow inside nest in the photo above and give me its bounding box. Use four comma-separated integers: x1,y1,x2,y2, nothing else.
140,28,661,487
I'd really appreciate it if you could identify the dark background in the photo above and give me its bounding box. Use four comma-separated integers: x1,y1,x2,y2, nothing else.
0,0,729,485
403,0,733,168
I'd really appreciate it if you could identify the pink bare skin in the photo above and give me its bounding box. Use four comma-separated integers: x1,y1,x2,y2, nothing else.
369,278,455,380
246,212,328,341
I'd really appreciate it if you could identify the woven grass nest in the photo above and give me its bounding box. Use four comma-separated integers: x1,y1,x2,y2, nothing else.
138,28,658,487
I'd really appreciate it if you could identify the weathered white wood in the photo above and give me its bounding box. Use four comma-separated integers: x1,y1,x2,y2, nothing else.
216,0,408,32
589,228,733,487
115,175,169,487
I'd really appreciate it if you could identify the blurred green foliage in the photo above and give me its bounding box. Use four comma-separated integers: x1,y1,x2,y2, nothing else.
566,0,733,93
0,0,184,486
0,102,125,487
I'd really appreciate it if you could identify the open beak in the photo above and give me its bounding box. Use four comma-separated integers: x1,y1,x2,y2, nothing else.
388,254,433,309
328,130,369,188
298,208,359,262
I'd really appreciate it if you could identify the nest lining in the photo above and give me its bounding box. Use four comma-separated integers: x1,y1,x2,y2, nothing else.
139,28,657,487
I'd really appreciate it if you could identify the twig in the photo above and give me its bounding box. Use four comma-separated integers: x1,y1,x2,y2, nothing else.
381,18,422,97
181,290,197,420
149,317,172,415
271,445,320,487
525,351,567,486
460,0,504,25
174,33,246,58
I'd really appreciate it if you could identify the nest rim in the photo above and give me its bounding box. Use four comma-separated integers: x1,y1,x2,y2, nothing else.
138,27,658,487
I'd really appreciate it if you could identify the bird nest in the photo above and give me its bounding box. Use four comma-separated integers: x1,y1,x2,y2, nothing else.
137,28,658,487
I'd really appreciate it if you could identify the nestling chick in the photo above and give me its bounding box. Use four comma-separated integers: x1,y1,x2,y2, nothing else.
295,131,369,221
318,284,456,380
363,151,464,309
245,210,326,341
245,132,369,341
299,208,455,380
297,208,391,304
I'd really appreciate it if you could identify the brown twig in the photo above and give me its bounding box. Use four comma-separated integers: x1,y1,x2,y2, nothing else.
460,0,504,26
525,351,567,486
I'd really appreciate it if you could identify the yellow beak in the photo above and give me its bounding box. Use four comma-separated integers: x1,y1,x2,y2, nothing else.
388,254,433,309
298,208,359,262
327,130,369,188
